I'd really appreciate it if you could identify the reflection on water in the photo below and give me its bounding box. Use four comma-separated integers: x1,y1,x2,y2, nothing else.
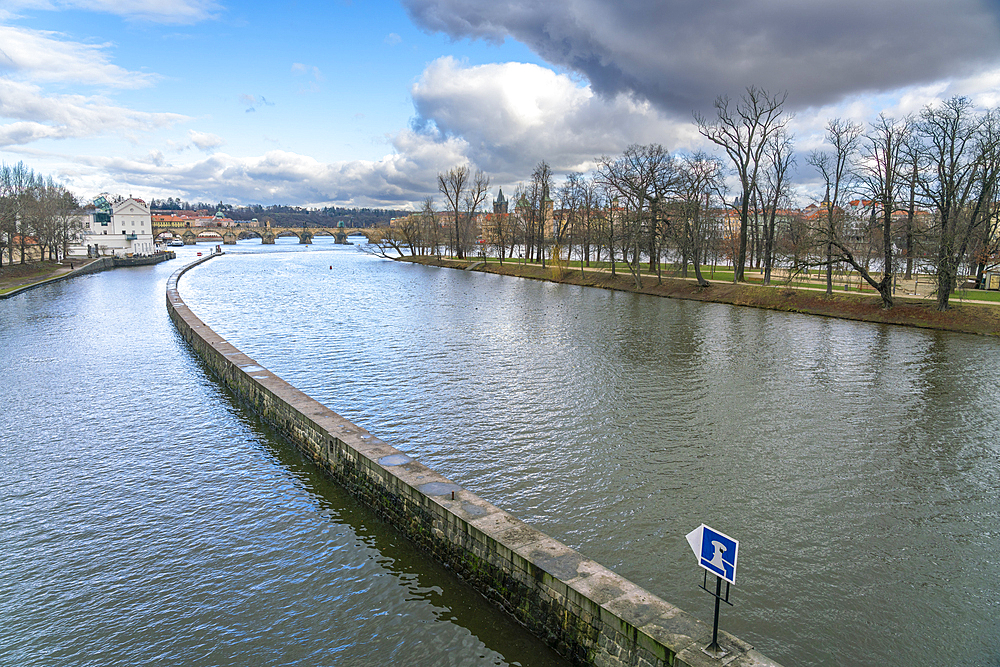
181,238,1000,667
0,241,567,667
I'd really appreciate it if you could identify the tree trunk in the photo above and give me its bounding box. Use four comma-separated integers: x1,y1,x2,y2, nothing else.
735,193,749,282
693,244,710,287
825,241,833,295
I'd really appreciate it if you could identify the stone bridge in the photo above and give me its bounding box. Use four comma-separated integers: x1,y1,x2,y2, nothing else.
154,226,383,246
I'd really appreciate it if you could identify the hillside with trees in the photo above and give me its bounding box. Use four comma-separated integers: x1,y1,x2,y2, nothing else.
148,200,409,229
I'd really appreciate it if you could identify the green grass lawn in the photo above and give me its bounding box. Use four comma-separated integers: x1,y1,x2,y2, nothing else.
472,257,1000,304
953,289,1000,303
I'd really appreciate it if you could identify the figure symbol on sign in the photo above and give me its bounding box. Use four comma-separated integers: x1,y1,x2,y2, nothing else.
707,540,727,574
688,524,738,585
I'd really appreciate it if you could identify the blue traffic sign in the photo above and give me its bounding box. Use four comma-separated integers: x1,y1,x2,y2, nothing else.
686,524,739,585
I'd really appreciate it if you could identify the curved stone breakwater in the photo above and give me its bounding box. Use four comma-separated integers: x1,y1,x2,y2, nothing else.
167,255,783,667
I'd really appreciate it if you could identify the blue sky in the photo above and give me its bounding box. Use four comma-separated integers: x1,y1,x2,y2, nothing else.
3,0,1000,209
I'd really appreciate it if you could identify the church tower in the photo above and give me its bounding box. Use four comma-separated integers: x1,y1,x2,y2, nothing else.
493,188,508,215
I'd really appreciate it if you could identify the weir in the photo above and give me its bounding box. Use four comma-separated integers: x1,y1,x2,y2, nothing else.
167,255,783,667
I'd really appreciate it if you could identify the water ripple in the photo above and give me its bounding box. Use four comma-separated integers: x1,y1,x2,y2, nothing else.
0,243,566,667
180,242,1000,667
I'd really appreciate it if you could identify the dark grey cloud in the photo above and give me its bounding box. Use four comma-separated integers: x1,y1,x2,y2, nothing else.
402,0,1000,113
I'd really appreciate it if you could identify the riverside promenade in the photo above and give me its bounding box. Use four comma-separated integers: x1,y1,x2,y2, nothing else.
0,259,102,298
1,252,177,299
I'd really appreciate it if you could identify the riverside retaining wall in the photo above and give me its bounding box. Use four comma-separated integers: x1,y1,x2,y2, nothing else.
166,255,783,667
1,258,114,300
2,251,177,300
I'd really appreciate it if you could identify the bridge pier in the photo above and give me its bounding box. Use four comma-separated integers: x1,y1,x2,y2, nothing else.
156,225,380,246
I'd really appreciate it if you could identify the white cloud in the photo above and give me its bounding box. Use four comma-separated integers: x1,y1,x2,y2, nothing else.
3,0,220,24
43,58,703,206
0,79,186,147
60,132,473,207
411,57,698,180
0,25,156,88
188,129,224,151
13,8,1000,213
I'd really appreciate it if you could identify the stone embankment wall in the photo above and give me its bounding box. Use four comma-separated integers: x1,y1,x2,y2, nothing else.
113,251,175,267
0,258,115,299
2,252,177,300
166,256,783,667
74,257,116,275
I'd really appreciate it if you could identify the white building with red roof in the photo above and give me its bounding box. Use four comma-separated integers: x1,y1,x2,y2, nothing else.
70,196,156,258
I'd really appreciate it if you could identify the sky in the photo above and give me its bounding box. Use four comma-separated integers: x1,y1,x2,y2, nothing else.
3,0,1000,210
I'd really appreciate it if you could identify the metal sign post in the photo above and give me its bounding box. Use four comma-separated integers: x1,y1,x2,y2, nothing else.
686,524,739,658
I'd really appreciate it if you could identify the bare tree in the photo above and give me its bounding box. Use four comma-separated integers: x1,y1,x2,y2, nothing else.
675,152,725,287
809,115,902,308
461,169,490,258
0,164,14,267
696,86,789,282
556,173,585,275
438,166,468,258
757,130,795,285
0,162,41,265
918,98,1000,310
393,212,421,256
483,191,512,265
808,118,863,294
900,132,924,280
776,209,813,274
577,176,602,272
33,179,82,261
419,197,442,256
971,197,1000,288
858,114,909,307
596,144,676,288
363,227,407,258
528,162,553,265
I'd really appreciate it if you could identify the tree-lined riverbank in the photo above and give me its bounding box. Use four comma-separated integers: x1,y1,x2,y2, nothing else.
401,255,1000,336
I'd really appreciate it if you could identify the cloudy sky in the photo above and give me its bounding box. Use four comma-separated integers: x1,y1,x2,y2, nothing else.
3,0,1000,209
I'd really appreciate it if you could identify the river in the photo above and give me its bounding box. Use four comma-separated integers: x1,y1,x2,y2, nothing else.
0,240,566,667
4,237,1000,666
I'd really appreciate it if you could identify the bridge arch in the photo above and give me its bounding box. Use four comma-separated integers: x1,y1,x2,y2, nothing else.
153,225,382,245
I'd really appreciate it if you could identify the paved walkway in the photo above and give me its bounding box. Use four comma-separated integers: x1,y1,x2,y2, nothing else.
0,258,100,296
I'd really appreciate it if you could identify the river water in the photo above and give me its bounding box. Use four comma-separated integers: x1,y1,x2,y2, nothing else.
5,237,1000,666
0,240,566,667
